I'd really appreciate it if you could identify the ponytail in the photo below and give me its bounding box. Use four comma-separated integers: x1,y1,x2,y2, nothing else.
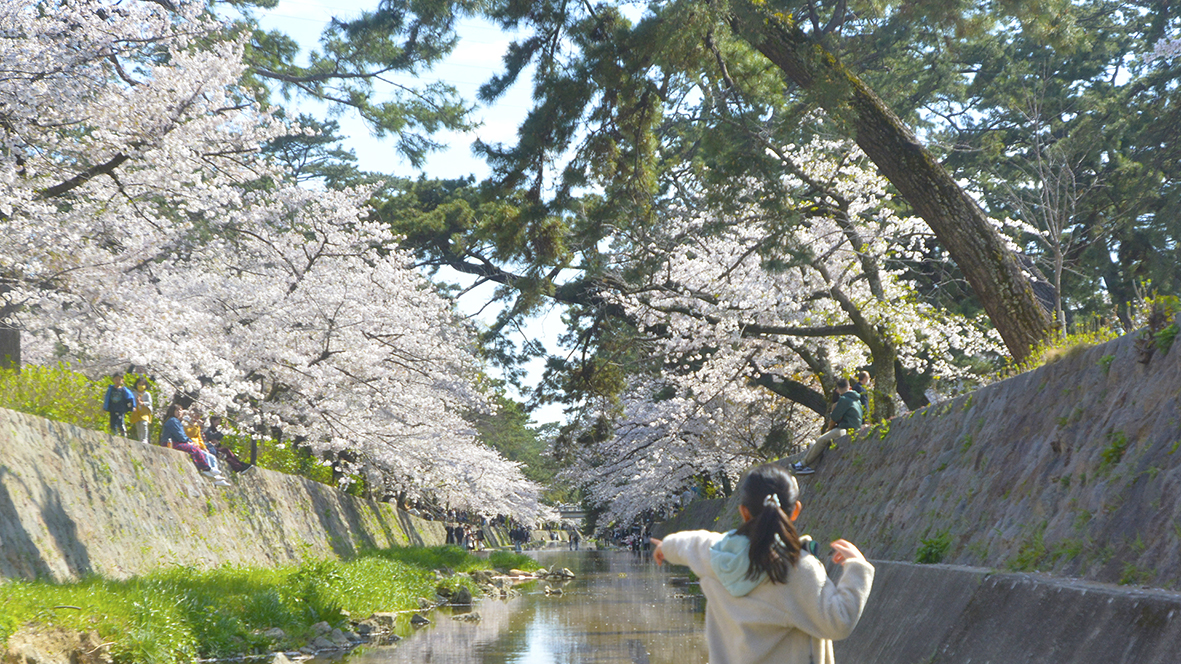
735,465,801,584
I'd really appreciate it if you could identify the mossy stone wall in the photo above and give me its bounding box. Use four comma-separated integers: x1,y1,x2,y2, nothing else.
658,329,1181,588
0,408,447,581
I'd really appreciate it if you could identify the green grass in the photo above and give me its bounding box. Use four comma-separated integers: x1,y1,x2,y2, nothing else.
1119,562,1154,586
1000,324,1121,380
0,546,539,663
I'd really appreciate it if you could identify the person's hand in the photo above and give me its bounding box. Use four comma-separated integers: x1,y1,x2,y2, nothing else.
650,538,665,565
830,539,865,565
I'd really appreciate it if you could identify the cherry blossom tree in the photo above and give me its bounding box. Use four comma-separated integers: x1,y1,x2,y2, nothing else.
562,138,1003,526
561,379,813,527
0,0,549,521
1147,37,1181,62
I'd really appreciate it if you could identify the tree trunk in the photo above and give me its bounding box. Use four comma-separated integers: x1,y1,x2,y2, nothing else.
749,372,828,416
728,4,1053,361
894,359,933,411
0,327,17,371
866,339,897,421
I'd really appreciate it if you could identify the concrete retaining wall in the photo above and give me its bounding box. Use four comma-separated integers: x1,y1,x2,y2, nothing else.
801,330,1181,588
836,560,1181,664
657,331,1181,588
0,407,455,581
652,330,1181,661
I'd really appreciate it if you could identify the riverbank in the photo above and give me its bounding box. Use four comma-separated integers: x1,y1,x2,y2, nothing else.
0,546,539,664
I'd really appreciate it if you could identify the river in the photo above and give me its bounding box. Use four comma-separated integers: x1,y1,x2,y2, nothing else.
340,549,709,664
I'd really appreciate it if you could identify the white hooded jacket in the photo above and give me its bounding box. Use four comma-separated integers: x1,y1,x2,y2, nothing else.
661,529,874,664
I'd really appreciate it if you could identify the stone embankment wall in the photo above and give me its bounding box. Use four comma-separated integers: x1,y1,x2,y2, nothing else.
655,330,1181,663
805,329,1181,588
660,329,1181,588
0,407,494,582
838,560,1181,664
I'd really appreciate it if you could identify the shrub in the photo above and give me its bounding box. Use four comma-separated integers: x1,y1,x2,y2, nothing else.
1134,292,1179,362
0,363,112,431
915,530,951,564
1001,323,1120,380
1099,431,1129,468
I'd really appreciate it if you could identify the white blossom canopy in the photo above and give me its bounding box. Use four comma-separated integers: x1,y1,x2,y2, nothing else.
564,138,1003,527
0,0,550,521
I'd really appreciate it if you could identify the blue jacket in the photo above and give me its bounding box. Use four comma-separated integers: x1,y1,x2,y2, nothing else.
160,417,190,445
103,386,136,414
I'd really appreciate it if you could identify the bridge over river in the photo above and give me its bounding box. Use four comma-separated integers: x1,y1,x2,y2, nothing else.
557,506,587,522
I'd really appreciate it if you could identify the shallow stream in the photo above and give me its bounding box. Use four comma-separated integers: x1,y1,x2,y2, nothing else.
340,549,708,664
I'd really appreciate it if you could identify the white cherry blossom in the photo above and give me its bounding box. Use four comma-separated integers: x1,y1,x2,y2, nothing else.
1,0,549,521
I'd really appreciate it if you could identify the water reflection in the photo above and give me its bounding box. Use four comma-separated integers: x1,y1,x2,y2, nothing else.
344,550,708,664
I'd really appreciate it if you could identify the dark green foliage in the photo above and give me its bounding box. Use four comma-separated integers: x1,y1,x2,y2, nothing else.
1138,294,1180,357
1098,355,1116,375
470,392,574,503
916,530,952,564
236,0,479,166
1009,525,1051,572
262,114,370,188
916,2,1181,327
1100,431,1129,468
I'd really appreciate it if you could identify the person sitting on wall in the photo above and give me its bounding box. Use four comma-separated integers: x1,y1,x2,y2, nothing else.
851,371,871,412
184,406,207,449
204,414,252,473
792,378,864,476
102,373,136,436
160,404,230,487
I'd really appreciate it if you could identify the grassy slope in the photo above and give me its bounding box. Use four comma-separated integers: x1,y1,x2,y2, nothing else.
0,547,538,663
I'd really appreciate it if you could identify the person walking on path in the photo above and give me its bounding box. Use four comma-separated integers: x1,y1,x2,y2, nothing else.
651,464,873,664
128,378,153,444
102,373,136,436
793,378,864,475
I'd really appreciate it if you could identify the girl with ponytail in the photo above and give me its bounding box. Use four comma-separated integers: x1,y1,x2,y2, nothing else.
651,464,874,664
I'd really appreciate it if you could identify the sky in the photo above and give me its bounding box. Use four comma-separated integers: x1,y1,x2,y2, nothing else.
247,0,529,178
245,0,572,424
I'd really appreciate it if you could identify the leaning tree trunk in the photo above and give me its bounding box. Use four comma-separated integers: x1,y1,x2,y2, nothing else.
728,4,1053,362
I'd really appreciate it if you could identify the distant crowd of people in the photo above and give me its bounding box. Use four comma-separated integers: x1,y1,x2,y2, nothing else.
609,520,654,553
446,522,485,550
102,373,252,487
508,524,531,551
